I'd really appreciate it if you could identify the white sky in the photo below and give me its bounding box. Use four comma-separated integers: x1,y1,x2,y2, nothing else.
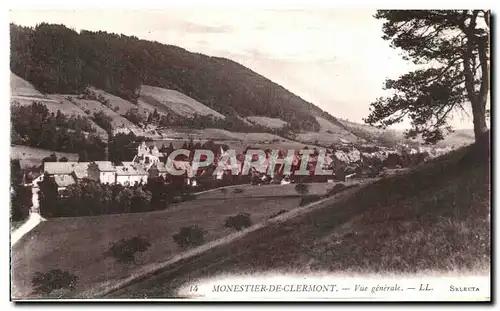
9,9,475,129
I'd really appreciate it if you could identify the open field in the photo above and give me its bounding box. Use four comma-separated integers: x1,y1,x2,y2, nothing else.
11,95,87,119
246,116,287,129
151,128,319,153
10,73,43,97
64,95,139,131
296,131,360,146
296,117,361,145
11,145,79,167
195,182,360,200
338,119,388,136
139,85,225,119
106,142,490,298
11,196,302,299
10,72,366,149
88,87,145,116
11,93,108,139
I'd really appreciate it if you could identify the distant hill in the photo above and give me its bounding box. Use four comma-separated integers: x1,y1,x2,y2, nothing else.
9,22,474,148
438,129,475,147
9,23,343,133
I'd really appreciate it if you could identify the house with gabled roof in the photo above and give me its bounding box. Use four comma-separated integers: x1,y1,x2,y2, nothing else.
53,175,76,191
90,161,116,184
44,162,78,176
115,164,148,186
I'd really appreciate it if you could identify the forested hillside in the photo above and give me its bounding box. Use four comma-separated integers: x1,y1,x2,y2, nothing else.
9,23,347,133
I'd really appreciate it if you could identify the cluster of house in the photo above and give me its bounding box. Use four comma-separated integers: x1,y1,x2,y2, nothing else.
33,144,159,188
29,141,444,192
27,143,192,210
24,139,454,211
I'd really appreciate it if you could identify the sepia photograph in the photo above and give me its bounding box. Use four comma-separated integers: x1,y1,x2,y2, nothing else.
8,6,491,302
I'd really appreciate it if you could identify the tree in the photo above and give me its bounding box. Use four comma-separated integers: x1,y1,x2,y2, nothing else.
108,132,139,164
172,225,206,248
295,183,310,195
42,153,58,163
365,10,490,144
146,176,170,210
124,108,144,126
115,188,134,213
224,213,252,231
37,173,59,218
78,150,89,162
92,111,113,135
11,184,31,222
130,187,152,213
10,160,30,221
105,236,151,264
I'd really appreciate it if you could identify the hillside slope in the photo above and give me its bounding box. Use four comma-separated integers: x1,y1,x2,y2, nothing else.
10,72,43,97
296,116,362,145
139,85,225,119
11,145,79,167
9,23,350,133
10,23,472,147
107,141,490,298
11,196,306,299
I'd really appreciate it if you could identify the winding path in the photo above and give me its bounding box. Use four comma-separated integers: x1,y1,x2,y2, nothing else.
11,212,45,247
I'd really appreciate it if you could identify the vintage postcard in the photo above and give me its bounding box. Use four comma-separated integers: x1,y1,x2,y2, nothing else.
9,8,491,302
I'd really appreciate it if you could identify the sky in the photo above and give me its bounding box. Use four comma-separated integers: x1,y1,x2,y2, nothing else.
9,9,475,129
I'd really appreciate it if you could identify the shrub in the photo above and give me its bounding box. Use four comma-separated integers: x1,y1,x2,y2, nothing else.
224,213,252,231
233,188,245,194
106,236,151,264
299,195,322,206
31,269,78,295
269,209,288,219
295,183,310,195
173,225,206,248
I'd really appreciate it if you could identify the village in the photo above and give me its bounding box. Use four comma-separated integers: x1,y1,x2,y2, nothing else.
19,138,455,214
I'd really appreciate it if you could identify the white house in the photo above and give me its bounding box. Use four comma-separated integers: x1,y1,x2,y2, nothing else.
44,162,79,176
90,161,116,184
44,161,116,184
115,164,148,186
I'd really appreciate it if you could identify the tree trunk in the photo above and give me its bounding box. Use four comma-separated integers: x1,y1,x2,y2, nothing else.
471,97,489,141
461,10,489,143
470,96,489,163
